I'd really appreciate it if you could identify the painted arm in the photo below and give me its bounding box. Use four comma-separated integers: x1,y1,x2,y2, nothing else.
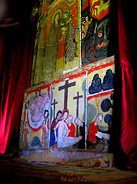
54,129,57,142
54,122,59,142
63,123,69,140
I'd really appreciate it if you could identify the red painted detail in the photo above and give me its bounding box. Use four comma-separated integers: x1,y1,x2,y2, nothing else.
87,89,114,101
27,84,51,96
96,41,109,49
27,114,43,132
87,61,115,75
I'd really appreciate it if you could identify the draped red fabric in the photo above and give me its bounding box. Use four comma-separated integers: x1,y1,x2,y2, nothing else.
0,21,36,154
118,1,137,167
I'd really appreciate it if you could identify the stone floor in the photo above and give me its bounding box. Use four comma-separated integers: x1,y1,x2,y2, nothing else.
0,150,137,184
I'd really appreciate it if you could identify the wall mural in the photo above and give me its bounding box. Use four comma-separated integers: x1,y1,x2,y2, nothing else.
20,86,51,149
31,0,81,86
81,0,110,66
50,73,86,149
30,0,111,86
20,56,115,152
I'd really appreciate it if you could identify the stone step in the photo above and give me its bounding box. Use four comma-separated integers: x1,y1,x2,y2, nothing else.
20,149,115,168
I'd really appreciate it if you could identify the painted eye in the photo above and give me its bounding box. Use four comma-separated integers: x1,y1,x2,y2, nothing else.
98,30,103,38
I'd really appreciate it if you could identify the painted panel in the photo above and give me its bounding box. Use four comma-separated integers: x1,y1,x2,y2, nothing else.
31,0,81,86
20,86,51,149
87,60,115,151
20,56,115,152
50,74,86,149
81,0,110,66
31,0,111,85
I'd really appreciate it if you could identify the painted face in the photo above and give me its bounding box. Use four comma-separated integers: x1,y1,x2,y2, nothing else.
54,13,60,26
97,116,102,123
86,16,88,22
63,12,68,19
63,112,68,121
36,90,40,97
57,113,62,121
75,119,81,126
67,116,73,124
60,27,68,38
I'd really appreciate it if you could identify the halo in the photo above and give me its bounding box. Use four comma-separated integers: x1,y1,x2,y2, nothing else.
62,9,70,18
61,108,69,119
51,8,62,25
66,0,75,6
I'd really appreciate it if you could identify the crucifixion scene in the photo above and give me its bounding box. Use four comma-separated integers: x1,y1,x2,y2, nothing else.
50,77,85,149
19,56,115,151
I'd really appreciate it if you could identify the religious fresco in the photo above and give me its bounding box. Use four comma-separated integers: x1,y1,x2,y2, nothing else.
87,91,114,151
87,59,114,151
20,86,51,149
81,0,110,66
50,74,86,149
30,0,112,86
31,0,81,86
20,56,115,152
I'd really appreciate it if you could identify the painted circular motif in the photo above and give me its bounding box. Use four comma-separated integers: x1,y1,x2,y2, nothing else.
98,30,103,38
104,114,112,123
101,98,111,112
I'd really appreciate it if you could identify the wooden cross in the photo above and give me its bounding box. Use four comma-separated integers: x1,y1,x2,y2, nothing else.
73,92,83,117
73,92,83,136
51,99,58,119
58,79,76,109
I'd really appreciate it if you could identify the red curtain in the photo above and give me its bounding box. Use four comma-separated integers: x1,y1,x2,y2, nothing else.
118,1,137,168
0,21,36,154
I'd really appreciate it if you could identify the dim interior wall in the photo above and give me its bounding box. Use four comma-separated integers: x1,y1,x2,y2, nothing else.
31,0,81,86
20,56,115,152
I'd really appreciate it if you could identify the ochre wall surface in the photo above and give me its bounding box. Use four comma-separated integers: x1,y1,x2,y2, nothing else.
20,56,115,152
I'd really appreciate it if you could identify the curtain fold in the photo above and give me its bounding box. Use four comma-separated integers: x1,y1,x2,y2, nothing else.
118,1,137,168
0,20,36,154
